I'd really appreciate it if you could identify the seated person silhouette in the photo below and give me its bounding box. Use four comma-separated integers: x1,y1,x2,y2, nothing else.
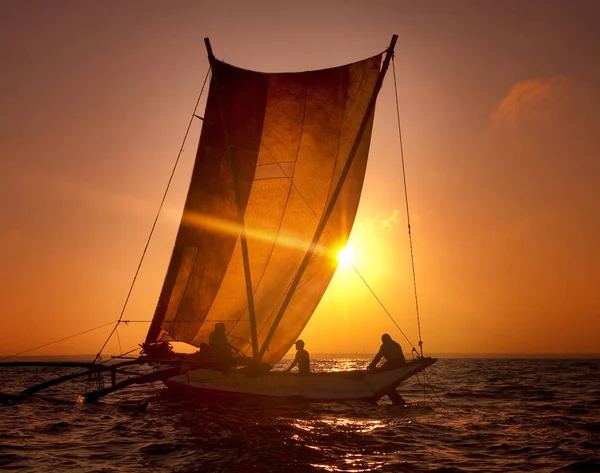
367,334,406,370
285,340,310,375
209,322,236,366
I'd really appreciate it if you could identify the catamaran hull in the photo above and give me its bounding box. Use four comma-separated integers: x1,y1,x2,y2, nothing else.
162,358,436,402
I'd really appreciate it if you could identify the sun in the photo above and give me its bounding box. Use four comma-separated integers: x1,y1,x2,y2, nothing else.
337,245,355,269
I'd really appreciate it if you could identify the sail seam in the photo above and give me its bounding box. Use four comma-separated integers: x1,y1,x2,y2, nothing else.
250,175,294,182
323,62,369,208
258,43,396,359
255,71,353,353
204,51,268,360
230,83,309,347
254,143,335,344
244,191,418,353
164,126,232,340
166,246,199,336
254,61,380,359
255,161,296,165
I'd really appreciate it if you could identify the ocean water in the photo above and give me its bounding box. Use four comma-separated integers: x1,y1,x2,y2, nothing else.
1,357,599,472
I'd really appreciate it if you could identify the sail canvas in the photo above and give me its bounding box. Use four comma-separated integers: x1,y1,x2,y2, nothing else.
147,54,382,364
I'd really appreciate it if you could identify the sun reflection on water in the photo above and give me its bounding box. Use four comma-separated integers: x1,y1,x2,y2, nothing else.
290,417,384,435
316,359,366,372
311,458,386,472
287,416,391,471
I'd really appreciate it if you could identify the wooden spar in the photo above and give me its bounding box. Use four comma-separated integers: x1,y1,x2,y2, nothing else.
204,37,260,363
0,392,22,404
0,359,156,370
21,369,93,398
258,34,399,359
83,365,188,403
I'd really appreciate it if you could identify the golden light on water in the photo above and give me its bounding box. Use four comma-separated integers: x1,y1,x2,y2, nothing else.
291,416,387,472
337,246,355,269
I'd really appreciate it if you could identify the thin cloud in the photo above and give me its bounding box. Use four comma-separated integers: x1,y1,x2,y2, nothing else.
491,75,575,128
379,209,400,231
7,164,164,223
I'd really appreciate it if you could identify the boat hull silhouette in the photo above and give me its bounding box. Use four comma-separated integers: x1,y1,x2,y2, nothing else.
163,357,436,402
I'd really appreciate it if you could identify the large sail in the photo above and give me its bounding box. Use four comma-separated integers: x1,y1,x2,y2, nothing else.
146,53,382,364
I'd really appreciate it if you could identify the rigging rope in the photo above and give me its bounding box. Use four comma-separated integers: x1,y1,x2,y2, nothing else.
350,263,416,351
392,54,424,356
115,326,123,355
94,67,212,362
114,346,142,359
422,369,449,406
0,321,118,362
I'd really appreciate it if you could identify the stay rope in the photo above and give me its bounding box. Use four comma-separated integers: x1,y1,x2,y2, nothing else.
350,264,416,351
93,66,212,363
392,54,424,356
0,321,118,362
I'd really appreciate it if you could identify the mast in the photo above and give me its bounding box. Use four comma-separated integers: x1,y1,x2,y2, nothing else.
204,38,260,362
258,34,398,360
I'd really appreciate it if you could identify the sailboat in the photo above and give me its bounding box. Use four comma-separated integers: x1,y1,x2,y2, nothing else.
0,35,435,405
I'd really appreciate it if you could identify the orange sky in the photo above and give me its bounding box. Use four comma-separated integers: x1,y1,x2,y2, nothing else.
1,0,599,358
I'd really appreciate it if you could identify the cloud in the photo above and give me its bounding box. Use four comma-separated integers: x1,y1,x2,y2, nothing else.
491,75,575,128
379,209,400,231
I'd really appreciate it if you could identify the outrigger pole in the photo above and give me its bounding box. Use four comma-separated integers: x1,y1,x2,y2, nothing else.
0,359,144,403
1,358,199,404
204,37,260,363
259,34,398,359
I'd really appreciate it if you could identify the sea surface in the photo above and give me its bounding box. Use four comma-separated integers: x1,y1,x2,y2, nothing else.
1,357,599,472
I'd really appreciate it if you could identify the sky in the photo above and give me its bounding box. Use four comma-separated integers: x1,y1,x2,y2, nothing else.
1,0,599,358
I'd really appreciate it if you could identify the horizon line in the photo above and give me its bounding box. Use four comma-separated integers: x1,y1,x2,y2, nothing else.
2,352,600,360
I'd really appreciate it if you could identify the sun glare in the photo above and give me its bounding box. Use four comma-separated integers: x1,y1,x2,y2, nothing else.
337,245,355,269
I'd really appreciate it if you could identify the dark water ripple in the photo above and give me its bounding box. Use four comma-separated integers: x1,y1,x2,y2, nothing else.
1,358,600,472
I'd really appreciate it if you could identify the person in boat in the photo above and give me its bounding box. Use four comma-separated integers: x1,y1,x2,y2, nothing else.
285,339,310,375
367,333,406,370
208,322,236,365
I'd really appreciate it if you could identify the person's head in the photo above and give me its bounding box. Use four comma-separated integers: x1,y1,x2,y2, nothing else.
215,322,226,332
381,333,392,343
295,340,305,350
